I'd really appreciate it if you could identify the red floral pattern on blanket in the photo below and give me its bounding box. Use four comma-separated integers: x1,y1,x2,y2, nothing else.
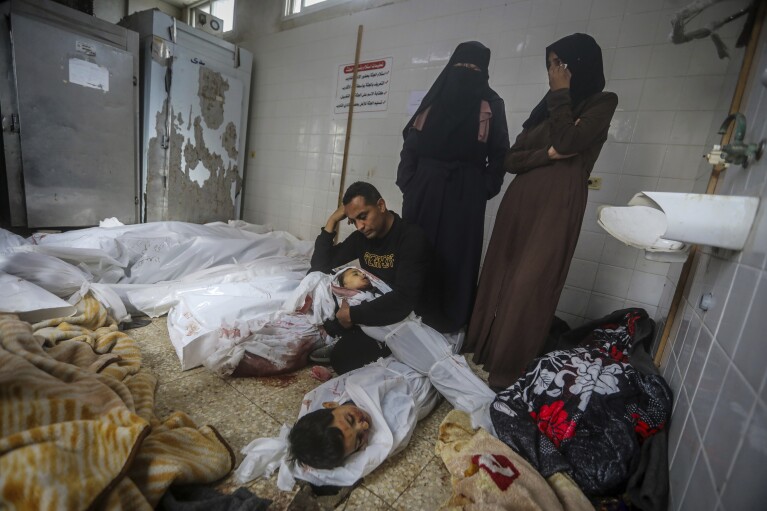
490,310,673,495
530,401,577,447
609,344,629,363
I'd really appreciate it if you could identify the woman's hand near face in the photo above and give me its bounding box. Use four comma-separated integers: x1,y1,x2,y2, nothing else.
548,63,571,91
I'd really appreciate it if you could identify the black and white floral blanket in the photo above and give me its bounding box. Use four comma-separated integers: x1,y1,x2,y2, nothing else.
490,310,672,496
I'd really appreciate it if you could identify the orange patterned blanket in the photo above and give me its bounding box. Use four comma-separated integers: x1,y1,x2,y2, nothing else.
0,295,234,510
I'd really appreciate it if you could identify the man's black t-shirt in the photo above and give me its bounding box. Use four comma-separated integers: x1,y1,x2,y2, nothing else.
310,213,444,329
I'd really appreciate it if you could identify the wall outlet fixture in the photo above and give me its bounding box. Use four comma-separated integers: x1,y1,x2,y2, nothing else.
588,177,602,190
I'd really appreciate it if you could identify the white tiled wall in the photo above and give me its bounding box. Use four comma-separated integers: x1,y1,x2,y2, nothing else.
234,0,749,331
657,25,767,511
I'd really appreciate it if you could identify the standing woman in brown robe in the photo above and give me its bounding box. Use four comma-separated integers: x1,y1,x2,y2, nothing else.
465,33,618,390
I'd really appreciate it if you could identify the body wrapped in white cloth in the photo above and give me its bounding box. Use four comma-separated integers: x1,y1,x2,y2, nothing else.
235,357,438,489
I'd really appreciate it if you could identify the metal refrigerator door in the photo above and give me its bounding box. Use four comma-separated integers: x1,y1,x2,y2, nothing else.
161,42,244,224
12,13,137,227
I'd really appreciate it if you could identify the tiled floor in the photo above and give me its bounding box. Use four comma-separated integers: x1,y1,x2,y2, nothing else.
130,316,488,510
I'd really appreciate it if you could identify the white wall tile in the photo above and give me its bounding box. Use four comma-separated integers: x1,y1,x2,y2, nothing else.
608,111,638,142
592,142,628,174
668,381,690,463
700,256,737,337
633,111,675,144
589,0,626,20
618,11,661,47
670,111,716,145
690,340,729,435
677,75,727,111
669,407,699,507
662,301,684,358
622,143,667,177
640,77,685,110
687,38,734,76
661,145,707,180
716,265,760,357
731,274,767,391
678,310,703,378
679,451,719,511
586,16,621,49
683,323,713,398
610,45,653,79
703,364,755,484
647,43,694,77
720,402,767,511
606,78,644,111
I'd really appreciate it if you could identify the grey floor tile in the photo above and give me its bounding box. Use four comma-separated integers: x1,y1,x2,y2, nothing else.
343,487,393,510
362,434,438,505
154,370,283,464
391,456,452,511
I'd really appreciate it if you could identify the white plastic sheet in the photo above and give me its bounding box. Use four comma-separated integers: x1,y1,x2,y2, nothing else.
364,317,496,432
197,268,391,376
235,358,438,490
0,229,29,254
0,251,93,298
0,251,129,323
127,256,310,318
0,271,76,323
24,221,313,285
0,222,313,324
166,273,309,371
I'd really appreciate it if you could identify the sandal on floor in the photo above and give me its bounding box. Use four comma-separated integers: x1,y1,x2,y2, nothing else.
308,344,334,365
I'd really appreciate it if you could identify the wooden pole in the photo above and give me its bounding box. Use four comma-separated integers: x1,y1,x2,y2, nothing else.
334,25,363,242
653,1,765,366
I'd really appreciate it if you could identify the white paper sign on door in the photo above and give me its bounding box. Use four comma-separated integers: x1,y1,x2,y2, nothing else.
69,58,109,92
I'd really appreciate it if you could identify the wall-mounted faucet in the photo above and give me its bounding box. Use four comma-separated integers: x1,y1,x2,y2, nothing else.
705,112,765,168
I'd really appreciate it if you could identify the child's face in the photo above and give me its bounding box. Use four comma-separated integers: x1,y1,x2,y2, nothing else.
340,268,371,291
323,402,372,457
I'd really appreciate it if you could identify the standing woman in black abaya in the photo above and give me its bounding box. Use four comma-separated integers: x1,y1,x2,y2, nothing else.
397,41,510,334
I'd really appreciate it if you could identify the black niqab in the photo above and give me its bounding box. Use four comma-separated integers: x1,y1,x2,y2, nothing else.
522,33,606,129
402,41,500,162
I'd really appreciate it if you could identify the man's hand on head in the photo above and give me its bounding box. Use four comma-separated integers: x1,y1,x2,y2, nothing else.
325,205,348,233
336,299,353,329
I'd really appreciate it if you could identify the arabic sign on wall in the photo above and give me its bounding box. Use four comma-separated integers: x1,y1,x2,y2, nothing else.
334,57,392,115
